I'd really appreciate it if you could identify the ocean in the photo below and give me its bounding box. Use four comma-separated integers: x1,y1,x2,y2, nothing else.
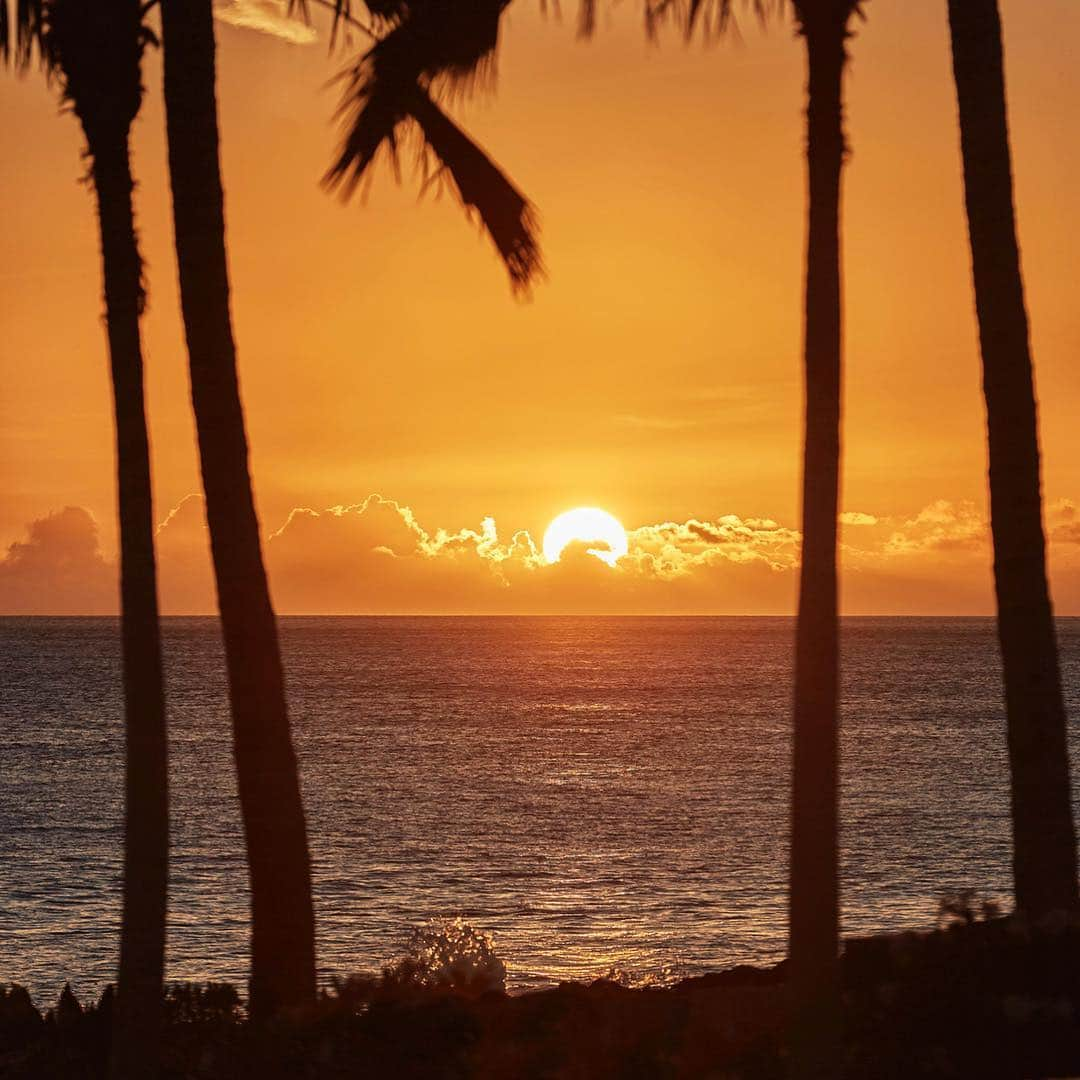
2,616,1079,1005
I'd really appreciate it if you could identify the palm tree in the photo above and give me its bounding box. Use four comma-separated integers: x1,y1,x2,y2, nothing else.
606,2,859,1073
157,0,316,1019
785,7,863,1074
4,1,169,1074
947,0,1078,920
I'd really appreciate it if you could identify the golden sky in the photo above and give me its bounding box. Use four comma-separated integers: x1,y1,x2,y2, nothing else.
3,0,1080,614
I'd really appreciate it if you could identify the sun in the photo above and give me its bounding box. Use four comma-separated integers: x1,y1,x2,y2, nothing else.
542,507,629,568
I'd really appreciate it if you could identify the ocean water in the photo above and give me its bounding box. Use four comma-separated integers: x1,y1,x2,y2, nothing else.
2,616,1080,1006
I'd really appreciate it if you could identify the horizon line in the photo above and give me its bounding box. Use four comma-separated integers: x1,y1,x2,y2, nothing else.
4,612,1079,620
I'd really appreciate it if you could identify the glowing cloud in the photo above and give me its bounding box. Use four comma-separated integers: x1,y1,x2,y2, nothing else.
213,0,317,44
840,511,879,526
8,493,1080,615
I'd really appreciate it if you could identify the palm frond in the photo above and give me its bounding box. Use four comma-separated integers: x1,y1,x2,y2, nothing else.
287,0,363,49
292,0,507,87
578,0,595,38
292,0,403,24
18,0,48,67
789,0,864,39
642,0,775,41
321,0,541,292
3,0,50,72
363,0,410,21
41,0,151,137
369,1,508,98
410,88,542,293
323,67,406,195
322,2,509,183
324,76,542,293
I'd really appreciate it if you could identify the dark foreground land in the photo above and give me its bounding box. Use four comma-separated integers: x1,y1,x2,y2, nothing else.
3,916,1080,1079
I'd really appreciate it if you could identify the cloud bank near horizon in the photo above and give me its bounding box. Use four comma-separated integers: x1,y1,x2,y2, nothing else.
0,507,116,615
6,493,1080,616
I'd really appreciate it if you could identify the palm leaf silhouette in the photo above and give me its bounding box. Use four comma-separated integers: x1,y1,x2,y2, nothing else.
2,0,49,71
306,0,542,292
635,0,775,41
410,87,540,291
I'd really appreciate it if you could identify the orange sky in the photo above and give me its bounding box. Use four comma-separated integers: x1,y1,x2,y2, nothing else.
3,0,1080,614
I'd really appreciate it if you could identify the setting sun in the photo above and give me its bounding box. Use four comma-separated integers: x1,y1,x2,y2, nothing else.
542,508,628,568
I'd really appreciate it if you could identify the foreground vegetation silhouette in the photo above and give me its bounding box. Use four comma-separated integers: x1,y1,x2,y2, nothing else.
3,911,1080,1078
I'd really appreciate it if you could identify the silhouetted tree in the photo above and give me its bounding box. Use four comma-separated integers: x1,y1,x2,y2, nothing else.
633,3,861,1074
158,0,316,1019
947,0,1078,919
787,4,862,1076
4,1,168,1075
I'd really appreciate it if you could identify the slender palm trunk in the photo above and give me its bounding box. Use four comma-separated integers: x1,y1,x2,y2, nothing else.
947,0,1078,920
88,128,168,1079
788,12,848,1079
158,0,316,1017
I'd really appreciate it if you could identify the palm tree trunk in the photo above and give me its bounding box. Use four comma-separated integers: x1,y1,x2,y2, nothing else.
89,128,168,1079
788,12,848,1079
947,0,1078,920
158,0,317,1017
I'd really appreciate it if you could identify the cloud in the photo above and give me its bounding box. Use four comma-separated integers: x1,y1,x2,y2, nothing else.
882,500,987,555
213,0,317,43
10,493,1080,615
1050,499,1076,521
1052,523,1080,545
613,415,696,432
1047,499,1080,545
612,383,792,435
624,515,800,576
840,511,878,526
263,495,543,613
253,497,808,613
155,494,216,614
156,492,204,535
0,508,115,614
